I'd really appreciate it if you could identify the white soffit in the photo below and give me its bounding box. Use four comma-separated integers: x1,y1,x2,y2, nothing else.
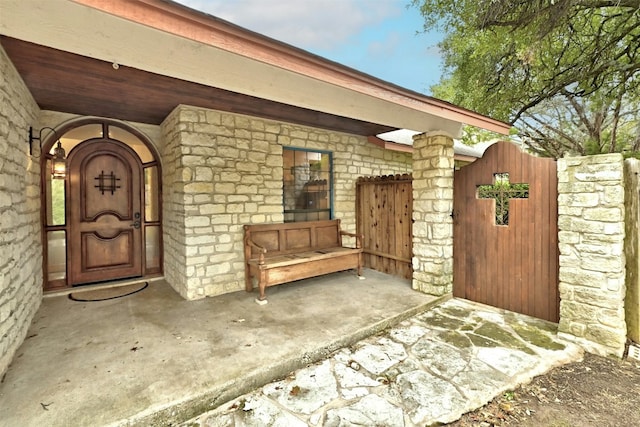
0,0,471,135
377,129,484,158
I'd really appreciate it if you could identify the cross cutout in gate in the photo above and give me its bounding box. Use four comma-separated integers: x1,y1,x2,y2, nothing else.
477,173,529,225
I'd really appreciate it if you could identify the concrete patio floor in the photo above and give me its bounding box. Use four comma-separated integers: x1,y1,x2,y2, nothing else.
0,269,443,426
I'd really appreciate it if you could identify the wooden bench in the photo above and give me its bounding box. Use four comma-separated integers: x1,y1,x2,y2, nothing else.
243,219,363,303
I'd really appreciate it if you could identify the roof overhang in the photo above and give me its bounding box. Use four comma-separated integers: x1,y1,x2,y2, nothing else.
0,0,511,137
372,129,485,162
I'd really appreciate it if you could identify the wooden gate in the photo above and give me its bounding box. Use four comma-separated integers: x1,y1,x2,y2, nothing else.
453,142,559,322
356,174,412,279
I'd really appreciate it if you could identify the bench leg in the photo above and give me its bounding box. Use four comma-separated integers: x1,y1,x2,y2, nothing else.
256,289,267,304
256,270,268,303
258,282,267,301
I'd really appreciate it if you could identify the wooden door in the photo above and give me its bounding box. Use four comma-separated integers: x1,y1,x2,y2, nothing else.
356,174,413,279
67,141,143,285
453,141,559,322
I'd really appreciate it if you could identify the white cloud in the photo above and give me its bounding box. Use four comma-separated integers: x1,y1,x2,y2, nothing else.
174,0,401,50
367,31,401,58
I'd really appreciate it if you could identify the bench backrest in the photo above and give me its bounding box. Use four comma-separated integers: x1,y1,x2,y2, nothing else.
244,219,343,258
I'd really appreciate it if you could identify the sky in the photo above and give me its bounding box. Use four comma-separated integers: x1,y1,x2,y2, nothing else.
172,0,445,95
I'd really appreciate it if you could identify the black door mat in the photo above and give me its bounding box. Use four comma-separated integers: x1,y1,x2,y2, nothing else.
69,282,148,302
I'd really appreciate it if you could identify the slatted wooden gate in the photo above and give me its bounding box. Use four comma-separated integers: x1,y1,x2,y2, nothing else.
356,174,412,279
453,141,559,322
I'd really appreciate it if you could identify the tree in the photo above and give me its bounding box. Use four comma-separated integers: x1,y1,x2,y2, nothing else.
517,89,640,157
416,0,640,158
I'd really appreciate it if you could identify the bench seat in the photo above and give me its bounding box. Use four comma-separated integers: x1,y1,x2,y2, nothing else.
243,220,363,302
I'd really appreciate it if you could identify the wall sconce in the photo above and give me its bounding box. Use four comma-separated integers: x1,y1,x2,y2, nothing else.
29,126,67,179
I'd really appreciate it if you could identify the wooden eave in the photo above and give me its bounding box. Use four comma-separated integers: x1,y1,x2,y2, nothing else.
72,0,510,134
0,36,393,136
0,0,511,137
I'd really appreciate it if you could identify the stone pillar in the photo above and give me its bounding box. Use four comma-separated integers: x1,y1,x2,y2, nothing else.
411,132,454,296
0,45,41,377
557,154,627,357
161,105,284,300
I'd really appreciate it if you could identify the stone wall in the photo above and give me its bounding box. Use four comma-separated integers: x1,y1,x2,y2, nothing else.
160,105,411,300
160,107,189,298
411,132,455,296
624,159,640,343
0,45,42,376
557,154,627,357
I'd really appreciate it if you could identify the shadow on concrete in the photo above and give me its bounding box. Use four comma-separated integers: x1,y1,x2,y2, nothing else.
0,269,442,426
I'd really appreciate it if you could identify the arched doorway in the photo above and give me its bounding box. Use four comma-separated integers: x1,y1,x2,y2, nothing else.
41,119,162,291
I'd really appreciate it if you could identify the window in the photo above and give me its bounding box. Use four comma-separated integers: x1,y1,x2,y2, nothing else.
283,148,332,222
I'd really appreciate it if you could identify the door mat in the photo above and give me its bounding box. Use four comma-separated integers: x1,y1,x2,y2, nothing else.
69,282,148,302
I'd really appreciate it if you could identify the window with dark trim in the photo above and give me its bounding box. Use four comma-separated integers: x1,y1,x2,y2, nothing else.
283,148,332,222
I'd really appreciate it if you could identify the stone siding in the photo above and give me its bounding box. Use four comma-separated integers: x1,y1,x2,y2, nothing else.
411,132,455,296
0,46,42,376
160,107,189,298
161,105,411,300
557,154,627,357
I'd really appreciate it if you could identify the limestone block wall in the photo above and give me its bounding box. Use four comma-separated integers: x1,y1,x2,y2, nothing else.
161,108,189,298
411,132,455,296
557,154,627,357
624,159,640,343
160,105,411,300
0,46,42,376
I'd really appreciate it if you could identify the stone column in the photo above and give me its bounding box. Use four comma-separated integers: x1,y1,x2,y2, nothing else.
411,132,454,296
161,105,284,300
0,45,41,377
557,154,627,357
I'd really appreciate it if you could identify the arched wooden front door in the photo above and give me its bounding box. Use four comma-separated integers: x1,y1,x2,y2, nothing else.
67,140,143,285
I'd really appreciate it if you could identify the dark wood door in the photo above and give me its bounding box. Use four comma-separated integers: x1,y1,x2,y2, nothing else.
67,141,143,285
453,142,559,322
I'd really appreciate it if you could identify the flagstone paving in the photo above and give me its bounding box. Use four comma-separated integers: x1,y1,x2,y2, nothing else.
182,299,583,426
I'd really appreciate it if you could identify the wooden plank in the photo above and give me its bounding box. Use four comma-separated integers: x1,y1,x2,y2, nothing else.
535,159,547,320
550,158,559,321
369,181,379,271
478,146,492,307
363,248,411,263
355,175,413,279
505,143,518,314
452,142,559,322
381,182,392,274
454,167,462,297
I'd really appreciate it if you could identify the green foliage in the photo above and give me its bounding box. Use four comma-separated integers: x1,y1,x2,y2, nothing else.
477,174,529,225
414,0,640,158
51,179,65,225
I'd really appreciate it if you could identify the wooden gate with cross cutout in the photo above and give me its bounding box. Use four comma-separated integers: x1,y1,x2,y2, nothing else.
453,141,559,322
